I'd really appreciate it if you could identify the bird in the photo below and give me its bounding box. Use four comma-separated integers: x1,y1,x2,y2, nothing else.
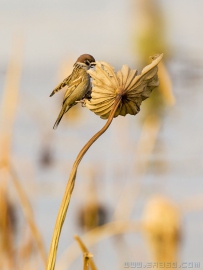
50,54,95,129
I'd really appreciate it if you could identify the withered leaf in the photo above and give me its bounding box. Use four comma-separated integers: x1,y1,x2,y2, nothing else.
85,54,163,119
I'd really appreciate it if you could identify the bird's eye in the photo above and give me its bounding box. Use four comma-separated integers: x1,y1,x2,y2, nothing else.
85,60,90,65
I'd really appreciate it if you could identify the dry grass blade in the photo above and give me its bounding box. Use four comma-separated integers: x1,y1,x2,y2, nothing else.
46,96,122,270
0,175,15,269
8,164,47,266
74,235,97,270
0,37,23,164
83,253,93,270
0,36,23,269
56,220,141,270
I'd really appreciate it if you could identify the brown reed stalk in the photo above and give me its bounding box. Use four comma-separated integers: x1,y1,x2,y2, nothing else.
0,37,23,163
56,220,141,270
0,174,15,269
0,36,47,267
0,37,23,270
8,163,47,266
74,235,97,270
46,96,122,270
83,253,93,270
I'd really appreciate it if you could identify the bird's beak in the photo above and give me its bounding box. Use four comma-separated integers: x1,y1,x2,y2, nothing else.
90,62,96,67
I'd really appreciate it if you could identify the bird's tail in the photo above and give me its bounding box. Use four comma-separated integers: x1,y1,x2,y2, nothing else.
50,83,63,97
53,106,70,130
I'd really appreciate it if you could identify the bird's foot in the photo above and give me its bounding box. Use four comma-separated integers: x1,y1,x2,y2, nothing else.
75,99,86,107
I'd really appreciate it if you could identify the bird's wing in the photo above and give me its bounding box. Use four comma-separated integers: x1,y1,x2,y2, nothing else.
49,74,72,97
62,75,84,104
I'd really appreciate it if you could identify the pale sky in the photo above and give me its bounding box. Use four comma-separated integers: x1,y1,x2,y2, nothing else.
1,0,203,68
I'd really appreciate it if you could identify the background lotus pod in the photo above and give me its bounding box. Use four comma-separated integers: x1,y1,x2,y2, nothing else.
85,54,163,119
142,196,181,264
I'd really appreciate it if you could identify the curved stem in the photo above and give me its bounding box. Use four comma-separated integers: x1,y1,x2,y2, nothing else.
46,95,122,270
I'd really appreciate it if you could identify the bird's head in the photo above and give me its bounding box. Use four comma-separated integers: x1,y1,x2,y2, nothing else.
75,54,96,69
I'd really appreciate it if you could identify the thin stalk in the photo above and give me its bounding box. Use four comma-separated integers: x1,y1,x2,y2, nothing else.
74,235,97,270
83,253,91,270
0,173,15,269
56,220,141,270
0,37,23,163
0,37,23,270
46,95,122,270
8,163,47,266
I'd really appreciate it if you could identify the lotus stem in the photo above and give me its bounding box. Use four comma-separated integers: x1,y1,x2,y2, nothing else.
46,95,122,270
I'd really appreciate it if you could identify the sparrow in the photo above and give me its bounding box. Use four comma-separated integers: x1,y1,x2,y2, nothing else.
50,54,95,129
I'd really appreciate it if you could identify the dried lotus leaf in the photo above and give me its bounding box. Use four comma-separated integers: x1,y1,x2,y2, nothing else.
94,62,119,89
87,96,114,106
92,86,115,95
114,103,122,118
88,67,114,89
116,70,123,86
100,113,111,119
124,69,138,90
141,66,158,80
119,103,128,116
120,65,131,87
90,100,115,114
147,77,159,87
94,75,114,89
134,97,142,107
85,54,162,119
123,102,134,115
88,101,114,110
90,91,106,98
126,54,163,92
127,83,148,95
99,61,119,88
100,104,116,118
125,73,149,92
98,101,122,119
99,61,116,75
86,105,112,116
86,97,111,107
90,90,115,100
91,92,114,98
126,69,156,92
141,87,154,100
95,83,115,92
127,100,140,114
141,54,163,74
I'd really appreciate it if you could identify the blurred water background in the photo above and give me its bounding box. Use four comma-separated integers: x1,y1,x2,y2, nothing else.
1,0,203,269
